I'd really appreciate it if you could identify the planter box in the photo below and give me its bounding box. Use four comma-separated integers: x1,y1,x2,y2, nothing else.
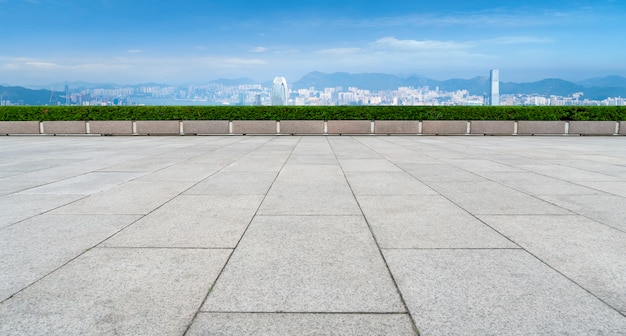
280,120,324,134
42,121,86,134
374,120,420,134
422,120,468,135
182,120,229,135
232,120,277,134
517,121,567,135
327,120,371,134
0,121,40,134
135,120,180,135
569,121,617,135
470,120,515,135
89,121,133,135
620,121,626,135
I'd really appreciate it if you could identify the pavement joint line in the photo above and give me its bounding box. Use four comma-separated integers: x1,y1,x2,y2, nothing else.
199,311,413,315
326,136,421,336
181,136,302,336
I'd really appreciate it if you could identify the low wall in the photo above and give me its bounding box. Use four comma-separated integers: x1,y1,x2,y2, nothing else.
0,120,623,136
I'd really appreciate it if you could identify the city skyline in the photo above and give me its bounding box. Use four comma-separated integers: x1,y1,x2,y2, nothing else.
1,1,624,86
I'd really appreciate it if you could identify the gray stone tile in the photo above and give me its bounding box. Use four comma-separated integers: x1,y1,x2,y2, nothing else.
286,154,338,165
103,195,263,248
136,163,223,182
358,195,515,248
0,194,86,229
538,195,626,232
258,180,361,215
384,249,626,336
443,158,523,172
345,172,438,196
427,181,571,215
0,180,46,196
577,181,626,198
339,159,402,172
203,216,405,312
188,313,416,336
0,214,139,301
521,164,622,182
225,158,287,172
402,164,486,182
479,215,626,313
0,248,231,336
278,164,345,181
185,171,278,195
50,181,193,215
19,172,145,195
100,157,180,172
479,171,603,195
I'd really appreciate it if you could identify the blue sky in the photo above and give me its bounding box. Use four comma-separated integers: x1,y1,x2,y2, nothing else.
0,0,624,85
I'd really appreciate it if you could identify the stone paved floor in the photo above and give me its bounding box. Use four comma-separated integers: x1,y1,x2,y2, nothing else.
0,135,625,335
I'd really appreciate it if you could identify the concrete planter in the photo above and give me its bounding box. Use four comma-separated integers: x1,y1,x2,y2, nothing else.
374,120,420,134
279,120,324,134
182,120,229,135
0,121,40,134
232,120,277,134
620,121,626,135
569,121,617,135
135,120,180,135
422,120,468,135
517,121,567,135
470,120,515,135
327,120,371,134
42,121,86,134
89,121,133,135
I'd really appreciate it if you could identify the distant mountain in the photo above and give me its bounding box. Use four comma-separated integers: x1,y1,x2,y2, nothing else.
0,86,63,105
209,78,257,86
577,76,626,88
293,72,626,99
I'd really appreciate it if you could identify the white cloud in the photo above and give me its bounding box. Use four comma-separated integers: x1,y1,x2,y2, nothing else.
251,47,268,53
317,48,362,55
370,37,472,53
127,49,144,54
485,36,553,45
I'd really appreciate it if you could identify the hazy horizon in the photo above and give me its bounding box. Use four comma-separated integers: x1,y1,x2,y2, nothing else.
1,1,624,86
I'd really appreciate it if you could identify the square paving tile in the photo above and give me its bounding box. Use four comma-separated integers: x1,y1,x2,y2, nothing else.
258,180,361,215
538,194,626,232
338,159,402,172
358,195,515,248
477,171,603,195
0,194,86,229
184,171,278,195
401,164,486,182
384,249,626,336
479,215,626,313
187,313,416,335
345,172,438,195
202,216,405,312
0,248,231,336
103,195,263,248
0,214,139,301
19,172,145,195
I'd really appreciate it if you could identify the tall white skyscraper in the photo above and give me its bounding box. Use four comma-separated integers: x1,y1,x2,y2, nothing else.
490,69,500,106
271,76,288,106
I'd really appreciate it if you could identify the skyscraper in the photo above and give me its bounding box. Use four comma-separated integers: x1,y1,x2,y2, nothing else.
271,76,288,106
490,69,500,106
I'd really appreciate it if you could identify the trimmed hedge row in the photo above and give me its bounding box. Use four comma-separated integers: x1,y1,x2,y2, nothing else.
1,106,625,121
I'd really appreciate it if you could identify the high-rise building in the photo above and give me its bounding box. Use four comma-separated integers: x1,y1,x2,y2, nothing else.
490,69,500,106
271,76,288,106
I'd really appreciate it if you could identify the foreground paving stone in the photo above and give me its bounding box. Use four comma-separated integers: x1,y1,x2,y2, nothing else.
479,215,626,313
0,214,139,302
0,194,86,229
384,249,626,336
358,195,515,248
19,171,145,195
0,248,231,336
537,194,626,232
203,216,405,312
103,195,264,248
258,180,361,215
185,171,278,195
188,313,416,335
345,171,438,195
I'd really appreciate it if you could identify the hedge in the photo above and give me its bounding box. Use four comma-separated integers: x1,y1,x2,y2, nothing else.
0,106,625,121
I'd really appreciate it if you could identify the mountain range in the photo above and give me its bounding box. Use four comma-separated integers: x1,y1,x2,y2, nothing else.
2,72,626,105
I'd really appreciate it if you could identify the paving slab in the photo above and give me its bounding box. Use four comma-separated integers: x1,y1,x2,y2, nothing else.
358,195,516,248
0,214,139,301
103,195,263,248
202,215,405,312
384,249,626,336
0,194,86,229
50,181,194,215
0,248,231,336
258,180,361,215
345,171,438,195
188,313,416,335
184,171,278,195
136,163,223,182
478,171,603,195
479,215,626,313
277,164,346,181
339,158,403,172
426,181,572,215
538,194,626,232
19,172,145,195
402,164,487,182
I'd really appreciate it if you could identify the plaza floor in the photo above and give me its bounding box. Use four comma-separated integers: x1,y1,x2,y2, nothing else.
0,135,625,335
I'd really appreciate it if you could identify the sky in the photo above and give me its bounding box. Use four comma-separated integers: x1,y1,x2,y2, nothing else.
0,0,625,86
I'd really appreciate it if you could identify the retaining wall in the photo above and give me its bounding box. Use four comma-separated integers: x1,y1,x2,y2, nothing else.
0,120,623,136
